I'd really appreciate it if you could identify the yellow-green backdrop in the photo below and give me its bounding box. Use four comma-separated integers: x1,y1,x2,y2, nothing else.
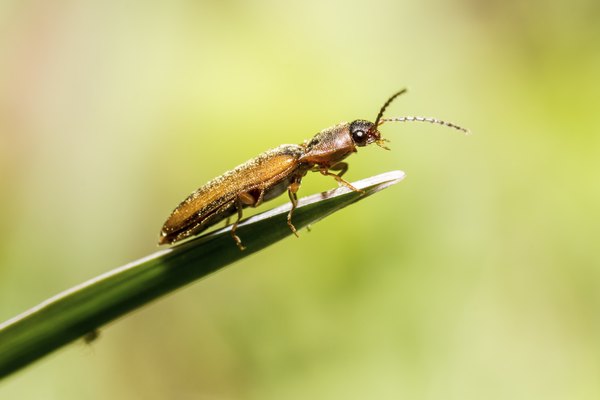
1,1,599,399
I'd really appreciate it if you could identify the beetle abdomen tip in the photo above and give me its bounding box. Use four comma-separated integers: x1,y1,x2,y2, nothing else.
157,232,170,246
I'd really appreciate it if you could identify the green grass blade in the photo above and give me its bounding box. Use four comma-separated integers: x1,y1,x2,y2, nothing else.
0,170,405,379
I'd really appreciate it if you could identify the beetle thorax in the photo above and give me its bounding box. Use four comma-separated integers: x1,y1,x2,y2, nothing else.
299,122,356,167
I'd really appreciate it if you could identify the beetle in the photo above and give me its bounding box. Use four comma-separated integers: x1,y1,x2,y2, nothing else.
158,89,467,249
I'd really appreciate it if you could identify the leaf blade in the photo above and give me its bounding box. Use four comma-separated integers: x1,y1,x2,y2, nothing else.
0,170,405,379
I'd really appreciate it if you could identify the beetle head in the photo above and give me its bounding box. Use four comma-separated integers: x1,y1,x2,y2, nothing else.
348,89,408,150
349,119,382,147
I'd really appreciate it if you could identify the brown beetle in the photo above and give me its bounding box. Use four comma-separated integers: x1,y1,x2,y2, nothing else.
158,89,467,249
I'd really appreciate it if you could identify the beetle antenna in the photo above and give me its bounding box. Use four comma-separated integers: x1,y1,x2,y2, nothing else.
373,89,408,128
380,116,469,134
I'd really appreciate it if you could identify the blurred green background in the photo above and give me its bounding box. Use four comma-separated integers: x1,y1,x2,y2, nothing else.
1,0,599,398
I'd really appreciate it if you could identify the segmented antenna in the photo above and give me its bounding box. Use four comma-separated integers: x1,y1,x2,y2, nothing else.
373,88,408,128
381,116,469,134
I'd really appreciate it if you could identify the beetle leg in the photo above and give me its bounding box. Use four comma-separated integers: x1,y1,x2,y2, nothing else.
230,190,267,250
287,179,301,237
318,167,363,193
329,162,349,177
255,189,266,207
231,197,246,251
238,191,256,206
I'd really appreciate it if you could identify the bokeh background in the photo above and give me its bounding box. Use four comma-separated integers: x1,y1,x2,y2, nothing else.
1,0,599,399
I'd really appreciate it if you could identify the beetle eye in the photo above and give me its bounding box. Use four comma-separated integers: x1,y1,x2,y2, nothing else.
349,119,376,146
352,129,366,143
